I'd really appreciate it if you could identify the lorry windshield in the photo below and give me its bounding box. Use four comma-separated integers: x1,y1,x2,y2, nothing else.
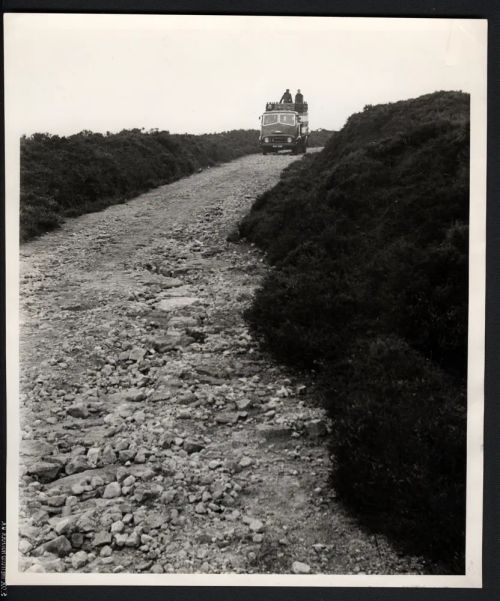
262,113,295,125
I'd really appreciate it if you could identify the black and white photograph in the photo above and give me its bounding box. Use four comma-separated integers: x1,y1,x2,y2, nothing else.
4,13,487,587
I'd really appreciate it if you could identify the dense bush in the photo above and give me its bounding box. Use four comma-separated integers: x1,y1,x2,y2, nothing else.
308,128,335,147
328,336,466,568
21,128,260,241
240,91,469,570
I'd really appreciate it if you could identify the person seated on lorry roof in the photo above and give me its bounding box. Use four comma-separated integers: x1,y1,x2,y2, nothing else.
280,89,292,103
295,89,304,104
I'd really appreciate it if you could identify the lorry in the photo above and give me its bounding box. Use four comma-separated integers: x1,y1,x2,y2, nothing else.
259,101,309,155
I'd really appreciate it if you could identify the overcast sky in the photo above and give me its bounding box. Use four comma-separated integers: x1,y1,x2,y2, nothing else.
4,14,486,136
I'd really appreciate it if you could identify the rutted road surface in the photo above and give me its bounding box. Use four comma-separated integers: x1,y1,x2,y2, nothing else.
18,153,426,575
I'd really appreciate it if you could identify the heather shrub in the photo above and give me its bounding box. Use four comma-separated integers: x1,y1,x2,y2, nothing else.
21,128,260,242
240,91,469,569
308,128,335,147
325,336,466,570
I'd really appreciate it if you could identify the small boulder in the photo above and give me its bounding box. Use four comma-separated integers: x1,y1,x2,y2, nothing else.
101,445,117,465
102,482,121,499
239,456,253,468
157,297,201,312
215,412,239,425
66,404,89,419
92,531,112,548
129,347,146,362
242,516,265,533
183,440,205,454
71,550,88,569
65,456,89,476
292,561,311,574
87,447,101,468
53,515,79,536
38,535,72,557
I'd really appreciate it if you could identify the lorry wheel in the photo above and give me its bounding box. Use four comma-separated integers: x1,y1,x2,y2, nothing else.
262,150,268,155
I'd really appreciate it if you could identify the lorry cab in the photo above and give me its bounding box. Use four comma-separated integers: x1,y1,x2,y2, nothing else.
260,101,309,155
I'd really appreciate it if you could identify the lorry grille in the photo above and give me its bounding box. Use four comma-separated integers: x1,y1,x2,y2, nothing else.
268,136,289,143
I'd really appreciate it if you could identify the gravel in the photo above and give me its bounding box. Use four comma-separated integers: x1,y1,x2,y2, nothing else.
18,153,429,575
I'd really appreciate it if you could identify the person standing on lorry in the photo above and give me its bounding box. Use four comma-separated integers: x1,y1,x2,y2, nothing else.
295,89,304,104
280,89,292,103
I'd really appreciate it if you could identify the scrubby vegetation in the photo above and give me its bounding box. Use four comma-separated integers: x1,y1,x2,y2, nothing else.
21,128,260,241
308,128,335,147
240,91,469,571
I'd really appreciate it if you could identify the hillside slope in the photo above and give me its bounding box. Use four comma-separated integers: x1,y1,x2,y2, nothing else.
240,91,469,571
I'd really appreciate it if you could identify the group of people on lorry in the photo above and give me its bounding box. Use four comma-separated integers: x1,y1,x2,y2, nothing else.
280,88,304,104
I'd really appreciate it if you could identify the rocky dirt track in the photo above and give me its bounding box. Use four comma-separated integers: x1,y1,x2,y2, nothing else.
18,153,427,575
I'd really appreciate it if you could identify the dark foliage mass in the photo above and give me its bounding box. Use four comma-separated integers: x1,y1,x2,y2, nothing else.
308,129,336,147
21,128,260,241
240,91,469,570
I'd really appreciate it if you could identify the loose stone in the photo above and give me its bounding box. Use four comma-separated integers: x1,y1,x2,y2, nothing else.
102,482,121,499
292,561,311,574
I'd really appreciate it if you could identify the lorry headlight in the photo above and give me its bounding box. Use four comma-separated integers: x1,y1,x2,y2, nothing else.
287,137,293,143
264,137,269,143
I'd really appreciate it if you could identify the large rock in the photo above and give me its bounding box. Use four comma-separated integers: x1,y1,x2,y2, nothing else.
108,388,145,403
65,456,89,476
162,286,193,298
46,494,66,507
51,514,80,536
118,450,136,463
150,388,172,403
21,440,55,458
151,332,183,352
256,424,293,441
27,461,63,483
35,535,72,558
157,297,201,312
215,412,239,425
168,316,198,328
196,361,227,379
160,277,183,288
133,483,162,503
45,466,117,492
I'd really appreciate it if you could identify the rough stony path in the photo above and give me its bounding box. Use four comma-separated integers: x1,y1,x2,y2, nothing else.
18,153,427,575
